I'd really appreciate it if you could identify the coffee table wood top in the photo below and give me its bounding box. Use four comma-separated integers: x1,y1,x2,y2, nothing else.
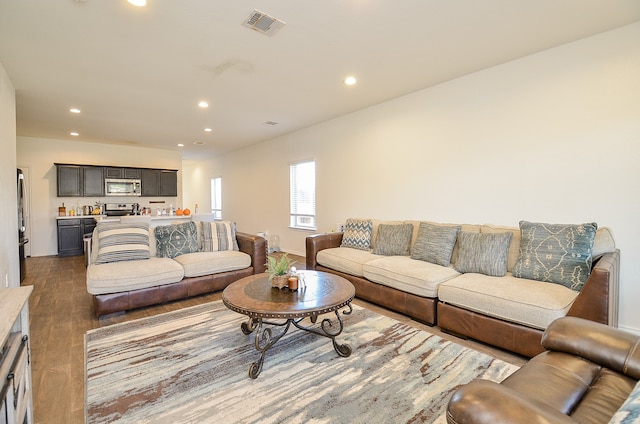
222,270,355,319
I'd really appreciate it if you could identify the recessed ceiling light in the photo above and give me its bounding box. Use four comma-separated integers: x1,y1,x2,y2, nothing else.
127,0,147,6
70,132,79,136
177,143,184,147
198,101,209,108
193,141,205,145
344,76,357,86
69,108,81,114
204,128,212,132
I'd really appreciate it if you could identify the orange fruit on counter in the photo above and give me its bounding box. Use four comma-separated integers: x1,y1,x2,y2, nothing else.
183,208,191,216
176,208,183,216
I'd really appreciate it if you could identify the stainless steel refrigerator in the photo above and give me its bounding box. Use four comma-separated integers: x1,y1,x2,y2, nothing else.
17,168,28,282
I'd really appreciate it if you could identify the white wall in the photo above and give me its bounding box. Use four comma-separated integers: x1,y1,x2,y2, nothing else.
16,137,183,256
184,23,640,332
0,62,18,288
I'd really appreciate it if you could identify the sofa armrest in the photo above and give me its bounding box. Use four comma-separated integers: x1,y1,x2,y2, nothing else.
567,249,619,326
542,316,640,380
236,232,266,274
447,380,576,424
305,232,343,270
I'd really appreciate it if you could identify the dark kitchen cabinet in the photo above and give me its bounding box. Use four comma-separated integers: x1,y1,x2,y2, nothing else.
57,165,82,197
57,219,83,256
160,170,178,196
57,218,97,257
83,166,105,197
105,167,141,179
141,169,177,197
56,164,104,197
141,169,160,196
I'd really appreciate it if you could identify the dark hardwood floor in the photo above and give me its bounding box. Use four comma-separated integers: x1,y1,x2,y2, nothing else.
22,254,526,424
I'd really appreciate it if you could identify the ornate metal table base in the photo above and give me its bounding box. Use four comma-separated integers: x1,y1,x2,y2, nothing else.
241,303,353,379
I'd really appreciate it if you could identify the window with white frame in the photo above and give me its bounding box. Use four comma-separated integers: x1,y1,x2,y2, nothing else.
211,177,222,219
290,160,316,230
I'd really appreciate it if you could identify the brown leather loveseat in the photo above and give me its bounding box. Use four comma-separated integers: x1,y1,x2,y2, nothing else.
447,316,640,424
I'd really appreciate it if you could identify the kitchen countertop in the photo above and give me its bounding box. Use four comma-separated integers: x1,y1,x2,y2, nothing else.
57,215,106,220
56,215,192,221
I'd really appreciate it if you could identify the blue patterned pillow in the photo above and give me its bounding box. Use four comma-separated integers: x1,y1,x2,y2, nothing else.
154,221,199,259
512,221,597,291
608,380,640,423
340,218,373,251
95,221,150,264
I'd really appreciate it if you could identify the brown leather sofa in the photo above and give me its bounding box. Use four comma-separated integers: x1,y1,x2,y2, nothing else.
447,316,640,423
306,230,619,358
92,232,266,316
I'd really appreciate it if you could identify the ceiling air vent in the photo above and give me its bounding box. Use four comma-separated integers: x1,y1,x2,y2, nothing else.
242,10,285,36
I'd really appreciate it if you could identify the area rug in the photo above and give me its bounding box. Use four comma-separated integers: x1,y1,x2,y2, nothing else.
85,301,518,423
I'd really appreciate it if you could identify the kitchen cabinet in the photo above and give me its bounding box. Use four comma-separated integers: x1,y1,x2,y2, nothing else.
57,163,176,197
160,170,178,196
56,165,104,197
105,167,141,179
141,169,177,197
141,169,160,196
83,166,105,197
57,165,82,197
57,218,97,257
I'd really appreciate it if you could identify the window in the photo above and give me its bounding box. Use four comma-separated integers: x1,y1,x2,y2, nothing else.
211,177,222,219
290,160,316,230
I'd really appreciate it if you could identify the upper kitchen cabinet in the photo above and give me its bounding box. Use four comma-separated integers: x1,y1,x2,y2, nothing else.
83,166,105,197
141,169,177,197
160,170,178,196
105,167,141,179
57,165,82,197
56,164,104,197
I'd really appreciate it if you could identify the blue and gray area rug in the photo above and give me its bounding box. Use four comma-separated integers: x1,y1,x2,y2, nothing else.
85,301,518,423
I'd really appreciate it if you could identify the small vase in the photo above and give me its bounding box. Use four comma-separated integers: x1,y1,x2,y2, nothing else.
271,275,289,289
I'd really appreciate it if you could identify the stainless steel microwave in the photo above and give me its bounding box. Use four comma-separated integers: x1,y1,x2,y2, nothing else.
105,178,141,196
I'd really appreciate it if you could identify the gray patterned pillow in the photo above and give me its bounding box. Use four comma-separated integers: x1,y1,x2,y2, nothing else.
410,223,461,266
454,232,513,277
95,221,150,264
154,221,199,259
372,224,413,256
512,221,597,291
341,218,373,251
198,221,239,252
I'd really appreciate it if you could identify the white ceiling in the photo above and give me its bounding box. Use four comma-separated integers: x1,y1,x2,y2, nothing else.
1,1,639,160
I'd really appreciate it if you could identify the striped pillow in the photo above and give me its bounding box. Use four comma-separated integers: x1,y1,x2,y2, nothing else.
199,221,239,252
341,218,373,251
95,222,150,264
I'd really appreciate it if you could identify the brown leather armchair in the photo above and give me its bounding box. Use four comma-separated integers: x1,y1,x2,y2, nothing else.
447,317,640,424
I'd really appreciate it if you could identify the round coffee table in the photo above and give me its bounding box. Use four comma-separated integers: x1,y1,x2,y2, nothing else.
222,270,355,378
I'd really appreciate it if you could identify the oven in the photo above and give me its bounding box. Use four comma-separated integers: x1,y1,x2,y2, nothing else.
0,333,30,424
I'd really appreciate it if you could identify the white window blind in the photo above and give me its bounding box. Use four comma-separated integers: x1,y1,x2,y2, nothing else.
211,177,222,219
290,160,316,230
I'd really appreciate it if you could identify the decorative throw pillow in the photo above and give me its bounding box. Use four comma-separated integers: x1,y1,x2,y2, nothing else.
199,221,239,252
340,218,373,251
512,221,597,291
372,224,414,256
454,232,513,277
608,380,640,424
154,221,199,259
95,221,150,264
410,222,461,266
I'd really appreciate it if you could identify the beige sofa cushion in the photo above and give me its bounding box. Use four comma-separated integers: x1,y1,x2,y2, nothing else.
316,247,382,277
173,251,251,278
363,256,460,298
438,272,578,330
86,257,184,295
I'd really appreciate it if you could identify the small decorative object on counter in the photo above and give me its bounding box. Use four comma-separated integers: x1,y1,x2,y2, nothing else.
266,254,295,289
58,203,66,217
